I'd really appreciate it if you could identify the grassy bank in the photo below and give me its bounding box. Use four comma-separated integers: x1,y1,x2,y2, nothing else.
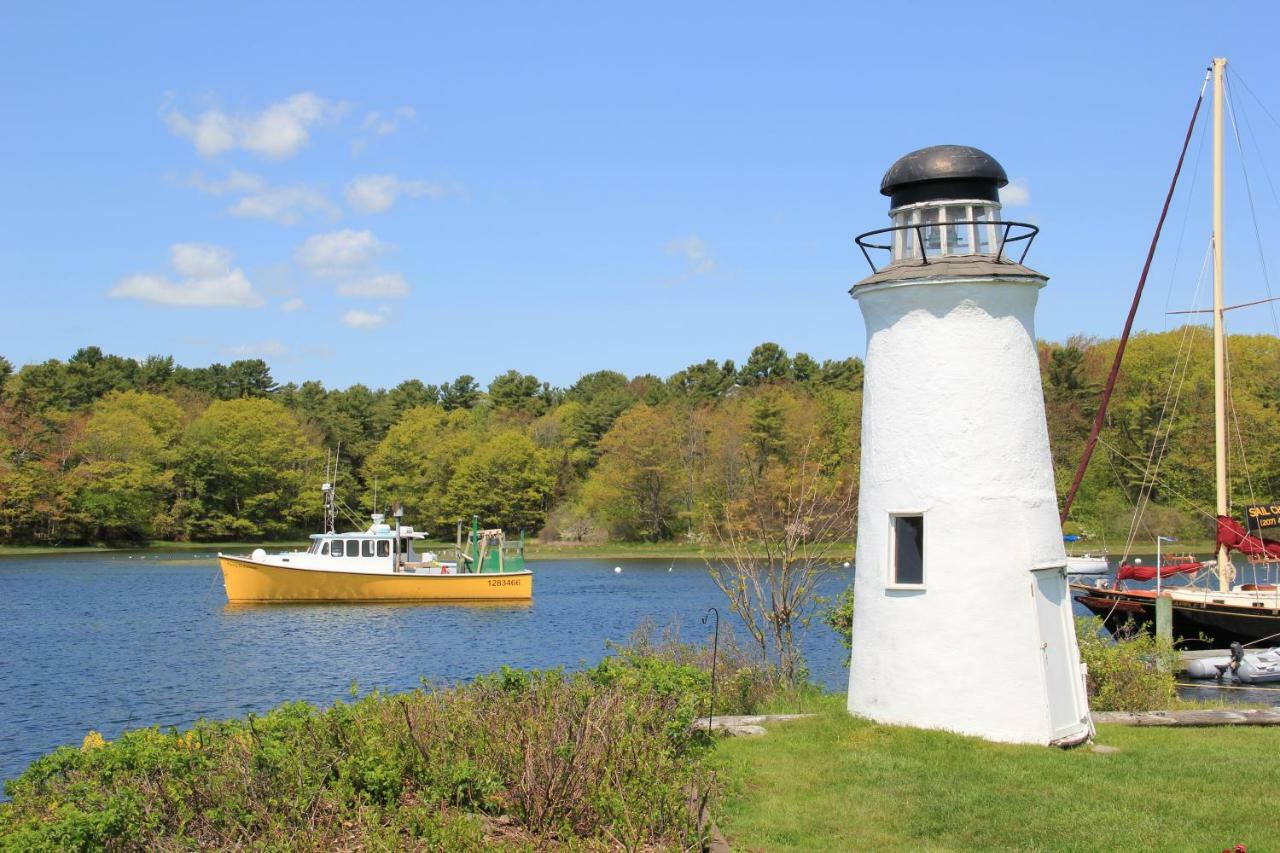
713,702,1278,851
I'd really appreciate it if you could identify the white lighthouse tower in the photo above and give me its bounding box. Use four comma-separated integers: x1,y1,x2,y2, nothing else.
846,145,1091,746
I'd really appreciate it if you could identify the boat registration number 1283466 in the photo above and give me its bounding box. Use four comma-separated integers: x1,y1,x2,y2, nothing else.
487,578,524,587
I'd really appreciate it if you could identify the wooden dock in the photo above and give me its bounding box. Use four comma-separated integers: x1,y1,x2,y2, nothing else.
1094,709,1280,727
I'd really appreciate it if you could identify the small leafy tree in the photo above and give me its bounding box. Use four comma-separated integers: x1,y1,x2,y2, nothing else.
706,433,857,685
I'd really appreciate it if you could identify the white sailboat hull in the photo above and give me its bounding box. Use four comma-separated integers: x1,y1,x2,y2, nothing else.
1065,555,1109,575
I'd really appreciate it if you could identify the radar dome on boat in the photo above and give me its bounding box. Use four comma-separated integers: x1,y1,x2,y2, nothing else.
880,145,1008,208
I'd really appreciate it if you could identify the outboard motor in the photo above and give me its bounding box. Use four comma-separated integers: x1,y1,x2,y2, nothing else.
1216,642,1245,681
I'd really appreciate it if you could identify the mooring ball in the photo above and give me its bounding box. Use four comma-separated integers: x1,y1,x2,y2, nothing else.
843,561,852,568
252,548,267,561
614,566,622,574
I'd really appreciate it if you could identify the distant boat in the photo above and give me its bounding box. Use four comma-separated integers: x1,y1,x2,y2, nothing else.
1063,534,1108,574
220,473,531,602
1065,554,1109,575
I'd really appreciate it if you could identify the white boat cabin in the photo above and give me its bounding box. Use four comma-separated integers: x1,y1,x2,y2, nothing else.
285,516,455,574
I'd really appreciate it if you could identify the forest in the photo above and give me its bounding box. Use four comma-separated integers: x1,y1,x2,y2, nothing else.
1,327,1278,549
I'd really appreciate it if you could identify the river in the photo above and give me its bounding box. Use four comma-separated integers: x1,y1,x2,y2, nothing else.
0,551,851,788
4,552,1277,790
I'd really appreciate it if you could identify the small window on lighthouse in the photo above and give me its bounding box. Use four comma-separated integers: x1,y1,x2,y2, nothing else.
891,514,925,586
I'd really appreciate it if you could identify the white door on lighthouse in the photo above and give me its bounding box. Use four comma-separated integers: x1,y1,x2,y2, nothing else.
1031,567,1083,740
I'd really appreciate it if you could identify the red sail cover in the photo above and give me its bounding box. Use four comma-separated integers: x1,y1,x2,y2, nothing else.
1116,561,1205,582
1217,515,1280,560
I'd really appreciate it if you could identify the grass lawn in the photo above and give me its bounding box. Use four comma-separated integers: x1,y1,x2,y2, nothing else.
713,701,1280,851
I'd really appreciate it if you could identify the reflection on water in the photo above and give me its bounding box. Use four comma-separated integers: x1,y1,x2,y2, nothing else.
221,599,535,615
0,552,850,787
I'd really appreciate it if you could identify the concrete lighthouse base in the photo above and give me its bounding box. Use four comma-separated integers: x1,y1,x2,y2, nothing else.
846,276,1092,746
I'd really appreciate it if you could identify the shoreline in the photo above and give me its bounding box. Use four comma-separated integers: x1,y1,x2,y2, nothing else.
0,539,1213,560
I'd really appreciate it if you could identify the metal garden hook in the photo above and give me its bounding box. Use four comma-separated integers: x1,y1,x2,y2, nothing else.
701,606,719,734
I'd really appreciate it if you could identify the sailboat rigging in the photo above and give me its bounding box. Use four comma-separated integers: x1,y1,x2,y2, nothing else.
1072,58,1280,648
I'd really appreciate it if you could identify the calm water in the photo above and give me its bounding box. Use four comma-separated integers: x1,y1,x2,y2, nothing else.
0,551,852,787
4,553,1277,789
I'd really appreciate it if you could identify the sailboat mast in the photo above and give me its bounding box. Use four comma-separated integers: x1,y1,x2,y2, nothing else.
1212,56,1229,592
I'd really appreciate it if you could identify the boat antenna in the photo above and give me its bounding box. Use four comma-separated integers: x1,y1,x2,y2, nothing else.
322,448,337,535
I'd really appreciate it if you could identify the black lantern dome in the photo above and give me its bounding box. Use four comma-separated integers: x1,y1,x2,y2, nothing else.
880,145,1008,209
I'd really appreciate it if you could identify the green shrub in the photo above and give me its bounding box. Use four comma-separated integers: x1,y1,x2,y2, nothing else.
821,584,854,661
1075,616,1177,711
0,661,715,851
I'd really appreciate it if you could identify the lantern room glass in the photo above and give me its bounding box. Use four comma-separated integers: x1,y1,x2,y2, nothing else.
889,202,1000,263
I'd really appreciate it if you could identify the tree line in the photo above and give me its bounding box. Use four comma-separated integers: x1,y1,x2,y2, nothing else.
1,328,1276,546
0,344,861,544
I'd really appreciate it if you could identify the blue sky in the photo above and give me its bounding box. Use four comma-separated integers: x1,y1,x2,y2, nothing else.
3,2,1279,390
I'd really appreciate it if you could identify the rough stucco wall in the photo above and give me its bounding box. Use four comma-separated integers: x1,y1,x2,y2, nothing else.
846,277,1088,745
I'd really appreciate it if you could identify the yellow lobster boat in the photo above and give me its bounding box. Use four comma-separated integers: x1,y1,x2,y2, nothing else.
220,509,532,603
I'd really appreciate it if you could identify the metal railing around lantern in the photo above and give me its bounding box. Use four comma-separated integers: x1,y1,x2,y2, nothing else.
853,220,1039,274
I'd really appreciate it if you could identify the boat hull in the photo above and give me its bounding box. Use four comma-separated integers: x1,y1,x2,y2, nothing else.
1072,584,1280,648
1066,555,1109,575
219,555,533,602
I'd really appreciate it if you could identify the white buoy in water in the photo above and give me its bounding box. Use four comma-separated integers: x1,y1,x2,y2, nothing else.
613,566,622,574
843,561,852,568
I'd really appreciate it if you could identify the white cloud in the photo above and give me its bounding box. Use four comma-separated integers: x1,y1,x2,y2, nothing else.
230,185,340,225
295,229,388,277
665,235,716,275
352,106,416,154
337,273,409,298
1000,177,1031,207
189,170,338,225
281,297,305,312
170,243,234,278
165,92,346,159
345,174,447,214
363,106,416,135
223,340,289,358
188,170,266,195
110,243,263,308
342,308,388,329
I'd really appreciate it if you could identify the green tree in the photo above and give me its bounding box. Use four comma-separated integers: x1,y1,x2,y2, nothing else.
365,406,480,532
564,371,635,457
666,359,737,400
739,343,792,385
177,398,319,539
0,356,12,399
225,359,277,398
65,346,140,407
68,392,184,542
442,432,553,533
817,357,863,391
791,352,819,383
440,375,480,411
488,370,547,416
583,405,684,540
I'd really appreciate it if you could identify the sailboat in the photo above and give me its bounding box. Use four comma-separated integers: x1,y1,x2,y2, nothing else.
1071,58,1280,648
